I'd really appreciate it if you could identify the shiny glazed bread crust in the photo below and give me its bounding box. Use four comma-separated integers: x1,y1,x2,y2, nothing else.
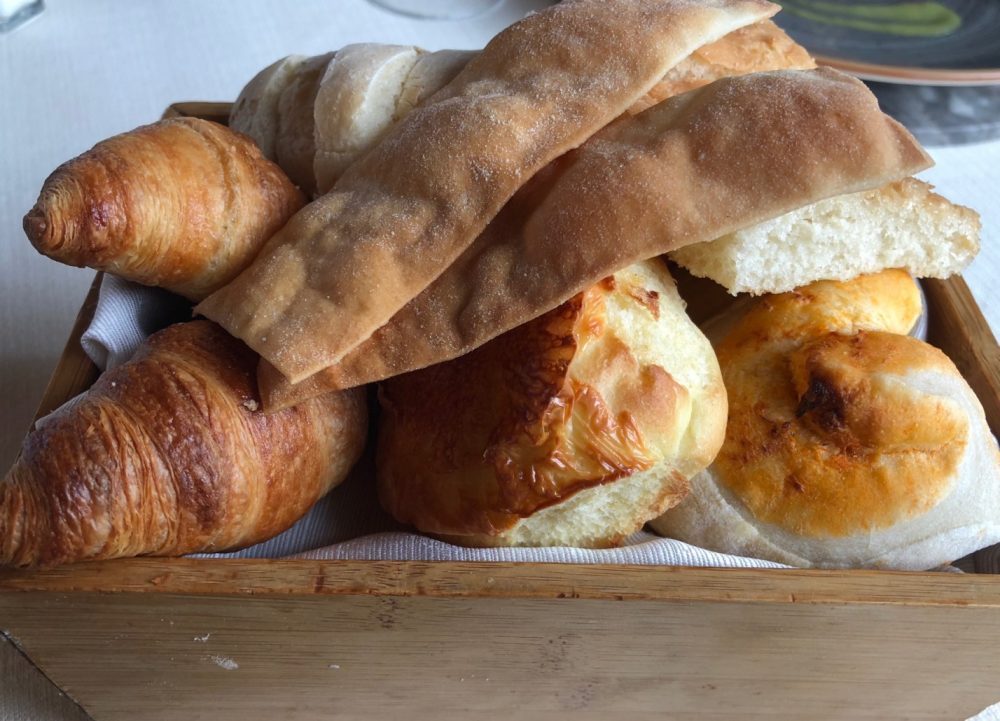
377,260,726,548
0,321,367,568
23,118,305,302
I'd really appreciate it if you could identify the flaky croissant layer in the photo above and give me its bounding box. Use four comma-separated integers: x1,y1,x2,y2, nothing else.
23,118,305,301
1,322,367,568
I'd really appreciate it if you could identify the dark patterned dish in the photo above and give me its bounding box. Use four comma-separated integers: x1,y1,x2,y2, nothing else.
775,0,1000,85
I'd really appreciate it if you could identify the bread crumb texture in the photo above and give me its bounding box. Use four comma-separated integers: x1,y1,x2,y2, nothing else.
671,178,980,294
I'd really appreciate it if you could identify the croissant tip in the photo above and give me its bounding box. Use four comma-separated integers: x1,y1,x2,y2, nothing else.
23,206,48,246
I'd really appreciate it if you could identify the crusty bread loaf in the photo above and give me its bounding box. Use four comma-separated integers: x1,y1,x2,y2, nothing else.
313,44,423,195
234,20,803,195
274,52,336,192
377,260,726,547
230,55,307,161
198,0,780,384
260,67,931,410
649,270,1000,570
670,178,981,295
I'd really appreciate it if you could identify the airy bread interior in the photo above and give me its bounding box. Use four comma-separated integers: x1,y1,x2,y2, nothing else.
670,178,980,295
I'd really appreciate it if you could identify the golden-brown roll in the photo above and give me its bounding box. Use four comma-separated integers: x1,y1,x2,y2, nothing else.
0,321,367,568
23,118,305,301
650,270,1000,569
377,260,726,547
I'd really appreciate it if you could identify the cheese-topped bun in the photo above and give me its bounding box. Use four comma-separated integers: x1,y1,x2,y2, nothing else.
650,270,1000,569
377,259,727,548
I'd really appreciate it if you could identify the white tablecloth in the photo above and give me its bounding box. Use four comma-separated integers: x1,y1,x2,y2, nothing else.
2,2,1000,719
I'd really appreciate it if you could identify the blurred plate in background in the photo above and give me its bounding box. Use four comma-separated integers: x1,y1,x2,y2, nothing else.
774,0,1000,85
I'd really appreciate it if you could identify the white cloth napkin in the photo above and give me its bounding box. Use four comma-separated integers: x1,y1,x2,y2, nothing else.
77,274,999,572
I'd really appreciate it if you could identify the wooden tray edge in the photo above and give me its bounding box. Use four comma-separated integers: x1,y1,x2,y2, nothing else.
4,556,1000,606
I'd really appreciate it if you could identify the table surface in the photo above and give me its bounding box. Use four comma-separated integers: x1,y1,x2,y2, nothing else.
2,1,999,719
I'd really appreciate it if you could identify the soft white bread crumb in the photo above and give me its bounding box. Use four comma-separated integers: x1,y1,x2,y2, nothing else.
670,178,980,295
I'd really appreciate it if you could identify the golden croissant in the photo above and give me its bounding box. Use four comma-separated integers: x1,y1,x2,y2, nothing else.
0,321,367,568
23,118,305,301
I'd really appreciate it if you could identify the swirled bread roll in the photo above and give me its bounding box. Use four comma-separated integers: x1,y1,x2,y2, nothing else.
649,270,1000,570
377,260,726,548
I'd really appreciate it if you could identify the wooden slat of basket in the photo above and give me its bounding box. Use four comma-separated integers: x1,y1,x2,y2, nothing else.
163,101,232,124
31,272,103,423
3,555,1000,605
924,276,1000,438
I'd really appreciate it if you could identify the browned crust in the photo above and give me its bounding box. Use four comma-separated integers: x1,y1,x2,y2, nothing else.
0,322,367,568
264,67,931,408
376,279,680,538
197,0,779,382
711,272,968,538
23,118,305,301
633,19,815,113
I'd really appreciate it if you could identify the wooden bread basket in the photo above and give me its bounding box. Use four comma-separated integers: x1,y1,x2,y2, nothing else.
2,103,1000,721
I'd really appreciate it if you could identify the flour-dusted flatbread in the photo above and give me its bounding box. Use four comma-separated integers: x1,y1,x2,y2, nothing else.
197,0,779,383
262,68,931,408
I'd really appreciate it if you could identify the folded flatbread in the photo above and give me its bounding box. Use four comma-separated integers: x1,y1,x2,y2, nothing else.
262,68,931,408
197,0,779,382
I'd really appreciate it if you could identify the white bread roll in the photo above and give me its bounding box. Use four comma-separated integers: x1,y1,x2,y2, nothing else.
230,55,307,161
274,52,336,193
649,270,1000,570
313,44,424,195
232,20,805,196
377,260,727,548
394,49,477,120
670,178,980,295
